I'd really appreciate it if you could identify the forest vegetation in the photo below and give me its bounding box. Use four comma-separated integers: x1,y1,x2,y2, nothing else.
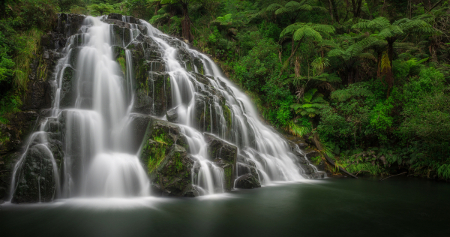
1,0,450,180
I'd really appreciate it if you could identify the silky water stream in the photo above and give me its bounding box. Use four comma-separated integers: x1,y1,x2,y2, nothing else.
7,15,321,202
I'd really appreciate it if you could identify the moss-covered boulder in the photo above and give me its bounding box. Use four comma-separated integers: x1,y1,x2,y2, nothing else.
149,144,195,197
203,133,237,191
235,174,261,189
139,119,194,196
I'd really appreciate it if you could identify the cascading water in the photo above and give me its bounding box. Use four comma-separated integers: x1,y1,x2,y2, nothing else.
7,14,322,203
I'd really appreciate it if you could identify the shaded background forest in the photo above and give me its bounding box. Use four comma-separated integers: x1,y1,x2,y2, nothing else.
1,0,450,179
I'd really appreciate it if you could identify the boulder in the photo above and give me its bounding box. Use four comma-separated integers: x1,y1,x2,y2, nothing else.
149,144,195,197
11,144,61,203
166,106,179,123
235,174,261,189
139,119,193,197
127,114,154,153
204,133,237,163
203,133,237,191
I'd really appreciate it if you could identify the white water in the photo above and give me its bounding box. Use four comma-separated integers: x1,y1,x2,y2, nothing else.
139,21,307,186
8,15,319,202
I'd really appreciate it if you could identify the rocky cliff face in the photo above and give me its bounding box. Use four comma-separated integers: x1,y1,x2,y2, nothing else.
1,13,324,203
0,14,86,201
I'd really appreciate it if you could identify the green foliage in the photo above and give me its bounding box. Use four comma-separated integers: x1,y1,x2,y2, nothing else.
291,88,327,118
88,3,114,16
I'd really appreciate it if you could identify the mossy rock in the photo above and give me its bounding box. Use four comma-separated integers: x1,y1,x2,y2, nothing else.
148,144,195,197
139,119,190,168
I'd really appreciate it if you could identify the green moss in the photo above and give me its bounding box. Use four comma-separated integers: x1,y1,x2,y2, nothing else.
117,56,126,74
224,165,233,191
222,102,232,129
13,28,44,91
146,136,167,173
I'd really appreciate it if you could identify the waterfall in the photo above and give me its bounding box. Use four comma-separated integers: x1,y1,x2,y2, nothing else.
7,14,322,203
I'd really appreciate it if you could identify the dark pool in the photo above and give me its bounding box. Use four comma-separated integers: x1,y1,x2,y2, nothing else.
1,177,449,237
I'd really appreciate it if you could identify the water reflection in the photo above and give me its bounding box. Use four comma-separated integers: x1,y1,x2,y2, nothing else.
1,178,449,237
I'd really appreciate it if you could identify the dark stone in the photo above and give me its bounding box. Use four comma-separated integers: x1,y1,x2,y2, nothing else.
127,114,154,154
148,72,172,116
107,13,123,21
11,144,61,203
104,19,130,29
55,14,85,38
305,150,321,160
58,67,76,108
166,106,179,123
0,111,39,154
235,174,261,189
133,89,153,114
203,133,237,191
299,163,316,175
22,81,52,110
149,145,195,197
204,133,237,163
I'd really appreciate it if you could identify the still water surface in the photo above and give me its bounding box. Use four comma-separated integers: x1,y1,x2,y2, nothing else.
1,177,449,237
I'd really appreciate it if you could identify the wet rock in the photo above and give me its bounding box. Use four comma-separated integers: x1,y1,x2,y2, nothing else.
127,114,154,153
147,60,165,72
305,150,320,160
235,174,261,189
148,144,195,197
58,67,76,108
133,89,153,114
22,81,52,110
140,119,189,169
107,13,123,21
203,133,237,191
182,185,200,197
148,72,172,116
204,133,237,163
299,163,316,175
166,106,179,123
104,19,130,29
11,144,61,203
55,14,86,38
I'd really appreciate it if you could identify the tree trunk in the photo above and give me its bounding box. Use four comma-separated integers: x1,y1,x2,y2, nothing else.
295,56,301,78
387,39,395,67
155,2,160,15
0,0,5,19
181,3,192,42
377,51,382,80
430,40,438,63
328,0,334,23
351,0,363,18
331,0,340,23
279,42,301,76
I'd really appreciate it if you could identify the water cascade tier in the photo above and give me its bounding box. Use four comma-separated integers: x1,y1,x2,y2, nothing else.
8,13,324,203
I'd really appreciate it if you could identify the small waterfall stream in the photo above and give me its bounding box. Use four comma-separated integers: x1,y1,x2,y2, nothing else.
7,14,322,203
